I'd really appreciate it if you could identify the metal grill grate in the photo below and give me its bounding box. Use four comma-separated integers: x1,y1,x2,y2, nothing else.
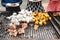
0,15,60,40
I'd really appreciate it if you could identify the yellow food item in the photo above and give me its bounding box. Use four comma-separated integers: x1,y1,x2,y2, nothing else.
35,21,39,24
36,16,39,20
32,19,36,22
43,21,47,25
39,22,43,26
49,17,51,20
35,18,38,21
32,12,36,16
44,17,46,20
45,13,49,17
32,12,51,26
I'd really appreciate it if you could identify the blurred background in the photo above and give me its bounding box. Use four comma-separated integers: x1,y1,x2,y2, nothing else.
0,0,49,11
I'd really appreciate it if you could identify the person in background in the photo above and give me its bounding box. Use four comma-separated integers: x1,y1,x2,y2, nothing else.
26,0,45,30
47,0,60,16
1,0,22,14
26,0,44,12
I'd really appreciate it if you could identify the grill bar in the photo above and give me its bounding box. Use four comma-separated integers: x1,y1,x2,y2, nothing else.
0,12,60,40
49,13,60,35
53,16,60,26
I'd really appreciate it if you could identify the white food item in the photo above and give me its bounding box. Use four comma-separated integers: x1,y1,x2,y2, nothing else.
16,14,22,18
13,12,17,15
7,12,17,19
6,10,33,23
11,19,20,25
7,17,11,19
22,18,26,21
18,11,23,15
24,14,27,18
17,22,20,25
30,11,32,13
9,23,13,26
25,18,29,22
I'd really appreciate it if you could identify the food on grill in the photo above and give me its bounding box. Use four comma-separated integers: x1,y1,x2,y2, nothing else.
8,21,27,35
53,13,57,16
8,22,17,36
32,12,51,30
32,19,36,22
9,23,17,29
29,23,34,27
6,10,52,35
39,22,43,26
35,21,39,25
43,21,47,25
53,12,60,16
8,29,17,36
8,28,15,32
34,24,39,30
21,21,28,30
18,28,25,34
6,10,33,23
32,12,51,26
21,23,28,30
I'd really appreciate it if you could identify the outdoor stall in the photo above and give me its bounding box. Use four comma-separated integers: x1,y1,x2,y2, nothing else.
0,0,60,40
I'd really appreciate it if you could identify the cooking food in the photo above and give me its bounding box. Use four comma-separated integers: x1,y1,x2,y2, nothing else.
7,10,51,35
32,12,51,30
6,10,33,23
7,20,28,36
21,23,28,30
8,22,17,29
29,23,34,27
34,24,39,30
53,13,59,16
53,12,60,16
8,29,17,36
18,28,25,34
32,12,51,26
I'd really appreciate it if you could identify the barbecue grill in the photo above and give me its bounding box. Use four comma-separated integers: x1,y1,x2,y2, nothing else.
0,11,60,40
